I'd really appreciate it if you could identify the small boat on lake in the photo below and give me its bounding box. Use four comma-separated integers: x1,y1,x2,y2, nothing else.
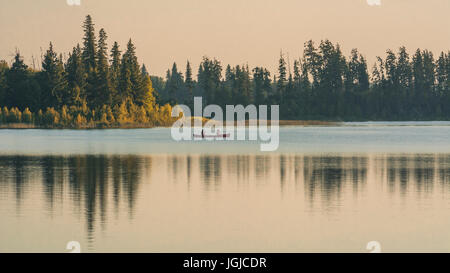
194,130,230,139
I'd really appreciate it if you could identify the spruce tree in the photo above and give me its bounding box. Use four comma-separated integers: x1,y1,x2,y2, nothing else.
277,52,287,93
66,44,85,106
6,53,31,109
185,60,194,99
122,39,141,102
119,52,132,103
94,28,112,107
41,44,67,107
138,70,156,110
82,15,97,71
165,62,184,103
110,41,121,104
198,57,222,105
253,67,271,105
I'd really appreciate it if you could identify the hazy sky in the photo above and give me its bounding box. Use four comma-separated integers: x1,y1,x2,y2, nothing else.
0,0,449,77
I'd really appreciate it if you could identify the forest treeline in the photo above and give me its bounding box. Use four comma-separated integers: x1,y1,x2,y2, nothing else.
0,15,449,128
158,43,450,120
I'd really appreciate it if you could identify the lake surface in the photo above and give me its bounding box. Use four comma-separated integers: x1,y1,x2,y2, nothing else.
1,123,450,252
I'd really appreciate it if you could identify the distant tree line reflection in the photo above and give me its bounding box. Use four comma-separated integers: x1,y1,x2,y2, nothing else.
0,154,449,235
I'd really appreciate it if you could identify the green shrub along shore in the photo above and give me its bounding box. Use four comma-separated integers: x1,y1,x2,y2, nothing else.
0,105,335,129
0,103,175,129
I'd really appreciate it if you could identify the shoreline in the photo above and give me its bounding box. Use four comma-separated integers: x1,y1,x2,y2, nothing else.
4,120,450,129
0,120,338,129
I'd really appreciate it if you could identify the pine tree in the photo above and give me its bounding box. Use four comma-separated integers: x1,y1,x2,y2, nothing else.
253,67,271,105
110,42,121,73
119,39,143,104
56,53,69,105
6,53,39,110
397,47,412,97
82,15,97,71
94,28,112,107
81,15,97,108
277,51,287,93
345,49,359,92
119,52,132,102
165,62,184,103
436,52,447,94
357,55,369,92
346,49,369,93
303,40,321,87
40,44,64,107
137,68,156,109
422,50,435,93
198,57,222,105
234,64,252,105
293,60,301,84
110,41,121,104
66,44,85,106
185,60,194,100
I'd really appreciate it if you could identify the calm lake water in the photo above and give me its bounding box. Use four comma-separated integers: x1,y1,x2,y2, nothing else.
1,123,450,253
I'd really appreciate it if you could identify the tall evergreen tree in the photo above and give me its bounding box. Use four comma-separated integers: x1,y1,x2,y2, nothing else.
357,55,370,92
277,52,287,95
198,57,222,105
253,67,271,105
118,39,155,107
233,64,252,105
421,50,436,93
82,15,97,71
66,44,85,106
93,28,112,107
110,42,121,74
138,69,156,109
6,53,40,110
185,60,194,100
41,43,67,107
119,55,132,102
81,15,98,107
303,40,321,87
110,41,121,104
165,62,184,103
119,39,139,102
